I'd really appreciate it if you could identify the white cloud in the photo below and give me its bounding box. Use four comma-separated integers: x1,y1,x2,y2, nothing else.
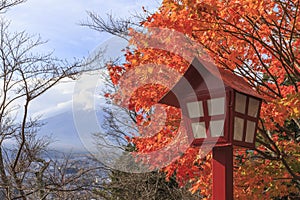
29,80,75,118
29,71,107,119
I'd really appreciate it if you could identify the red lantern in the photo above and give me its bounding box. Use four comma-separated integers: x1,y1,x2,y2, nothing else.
159,58,263,200
159,58,263,148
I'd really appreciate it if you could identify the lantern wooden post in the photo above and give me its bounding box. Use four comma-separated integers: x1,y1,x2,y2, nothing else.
212,145,233,200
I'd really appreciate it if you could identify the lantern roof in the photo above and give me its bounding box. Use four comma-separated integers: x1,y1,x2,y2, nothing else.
159,58,263,107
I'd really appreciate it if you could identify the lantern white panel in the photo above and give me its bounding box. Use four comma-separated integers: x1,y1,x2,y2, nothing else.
245,121,256,143
207,97,225,116
187,101,204,118
234,117,244,141
191,122,207,138
209,120,224,137
248,97,260,118
235,92,247,114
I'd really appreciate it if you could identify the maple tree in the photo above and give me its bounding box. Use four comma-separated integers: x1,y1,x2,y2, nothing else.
103,0,300,199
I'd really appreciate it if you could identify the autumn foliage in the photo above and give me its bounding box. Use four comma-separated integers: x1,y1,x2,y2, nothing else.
106,0,300,199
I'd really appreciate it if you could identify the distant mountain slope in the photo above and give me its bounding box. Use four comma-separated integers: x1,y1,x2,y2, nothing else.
39,110,101,153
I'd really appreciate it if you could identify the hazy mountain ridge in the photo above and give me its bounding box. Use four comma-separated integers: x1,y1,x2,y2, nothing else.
39,110,104,153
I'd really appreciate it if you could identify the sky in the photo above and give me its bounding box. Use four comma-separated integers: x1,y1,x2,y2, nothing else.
6,0,160,59
5,0,161,118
